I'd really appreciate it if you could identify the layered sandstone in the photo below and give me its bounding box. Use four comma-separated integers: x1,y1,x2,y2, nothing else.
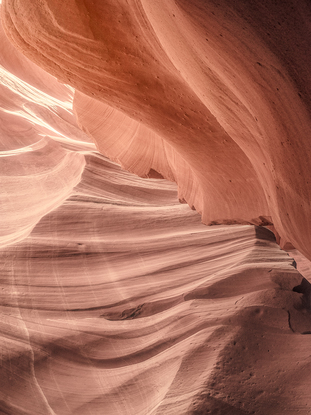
0,1,311,414
2,0,311,258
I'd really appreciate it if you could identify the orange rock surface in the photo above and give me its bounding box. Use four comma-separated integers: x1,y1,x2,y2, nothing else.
0,1,311,414
2,0,311,258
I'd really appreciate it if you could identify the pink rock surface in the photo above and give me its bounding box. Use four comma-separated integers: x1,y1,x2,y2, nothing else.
0,1,311,414
2,0,311,258
2,152,311,414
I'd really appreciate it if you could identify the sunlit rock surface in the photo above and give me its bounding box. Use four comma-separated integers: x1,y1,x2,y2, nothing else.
2,0,311,258
2,155,311,415
0,1,311,414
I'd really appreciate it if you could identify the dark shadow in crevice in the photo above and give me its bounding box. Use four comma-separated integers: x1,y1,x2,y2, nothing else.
293,277,311,310
188,393,252,415
254,225,276,242
146,168,164,179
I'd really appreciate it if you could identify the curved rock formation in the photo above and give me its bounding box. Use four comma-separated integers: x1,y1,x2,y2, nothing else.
2,0,311,258
0,18,94,246
2,150,311,414
0,1,311,414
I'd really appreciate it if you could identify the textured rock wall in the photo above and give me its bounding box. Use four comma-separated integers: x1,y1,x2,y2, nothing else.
2,0,311,258
0,2,311,414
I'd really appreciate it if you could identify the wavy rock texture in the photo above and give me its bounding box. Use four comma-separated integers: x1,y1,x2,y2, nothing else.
0,1,311,414
2,150,311,415
2,0,311,258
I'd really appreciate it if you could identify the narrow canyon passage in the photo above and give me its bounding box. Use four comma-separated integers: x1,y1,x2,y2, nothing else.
0,1,311,414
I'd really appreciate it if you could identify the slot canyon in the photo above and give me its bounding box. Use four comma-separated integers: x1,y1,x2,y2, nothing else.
0,0,311,414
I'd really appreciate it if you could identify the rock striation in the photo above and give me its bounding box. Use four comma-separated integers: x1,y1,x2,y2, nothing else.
2,0,311,258
0,1,311,414
1,150,311,414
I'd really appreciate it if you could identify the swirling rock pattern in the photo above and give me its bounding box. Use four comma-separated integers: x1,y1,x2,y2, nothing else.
0,1,311,414
2,0,311,258
2,151,311,414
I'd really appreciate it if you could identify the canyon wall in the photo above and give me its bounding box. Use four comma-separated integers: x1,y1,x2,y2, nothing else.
1,1,311,414
2,0,311,258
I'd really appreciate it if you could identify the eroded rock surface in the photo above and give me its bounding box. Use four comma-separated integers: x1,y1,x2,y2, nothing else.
2,0,311,257
0,1,311,414
2,151,311,414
